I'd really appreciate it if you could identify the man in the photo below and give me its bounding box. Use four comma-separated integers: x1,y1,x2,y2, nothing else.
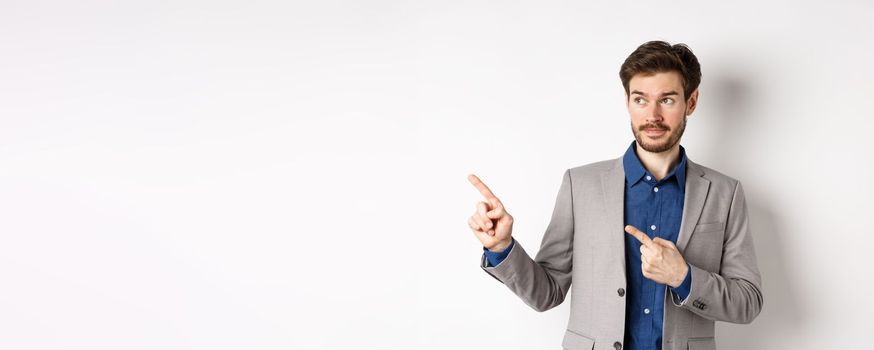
466,41,763,350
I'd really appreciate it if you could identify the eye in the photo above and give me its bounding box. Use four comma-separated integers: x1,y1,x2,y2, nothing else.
661,98,674,105
634,97,646,105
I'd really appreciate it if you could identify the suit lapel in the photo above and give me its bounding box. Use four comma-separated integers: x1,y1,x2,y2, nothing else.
676,159,711,252
600,157,626,273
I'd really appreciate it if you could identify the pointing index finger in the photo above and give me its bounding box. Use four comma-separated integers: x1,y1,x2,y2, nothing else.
468,174,499,202
625,225,654,247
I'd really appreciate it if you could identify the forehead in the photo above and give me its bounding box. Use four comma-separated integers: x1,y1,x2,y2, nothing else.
628,71,684,93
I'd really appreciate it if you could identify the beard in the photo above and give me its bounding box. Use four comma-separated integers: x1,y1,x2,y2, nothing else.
632,116,687,153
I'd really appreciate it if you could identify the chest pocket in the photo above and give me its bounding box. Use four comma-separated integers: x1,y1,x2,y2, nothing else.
685,221,725,271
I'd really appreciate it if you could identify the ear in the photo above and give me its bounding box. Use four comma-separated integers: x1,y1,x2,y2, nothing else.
685,88,699,116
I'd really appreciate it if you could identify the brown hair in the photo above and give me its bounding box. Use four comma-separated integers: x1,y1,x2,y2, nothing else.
619,40,701,101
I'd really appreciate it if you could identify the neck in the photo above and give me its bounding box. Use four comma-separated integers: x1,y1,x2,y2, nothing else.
634,142,681,181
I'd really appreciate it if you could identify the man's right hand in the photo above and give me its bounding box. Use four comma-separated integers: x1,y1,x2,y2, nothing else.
467,174,514,252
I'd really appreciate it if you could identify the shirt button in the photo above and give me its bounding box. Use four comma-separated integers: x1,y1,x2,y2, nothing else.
650,225,657,231
646,175,652,181
614,341,622,350
617,288,625,297
644,308,651,314
653,187,659,192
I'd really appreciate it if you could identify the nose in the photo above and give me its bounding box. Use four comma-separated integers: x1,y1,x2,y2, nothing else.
645,103,663,124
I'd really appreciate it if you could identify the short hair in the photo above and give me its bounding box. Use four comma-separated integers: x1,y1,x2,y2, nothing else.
619,40,701,101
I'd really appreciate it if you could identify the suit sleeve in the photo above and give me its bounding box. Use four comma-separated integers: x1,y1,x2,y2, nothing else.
671,180,764,324
480,169,574,312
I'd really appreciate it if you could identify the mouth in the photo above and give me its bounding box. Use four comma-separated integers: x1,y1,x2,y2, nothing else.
643,128,667,137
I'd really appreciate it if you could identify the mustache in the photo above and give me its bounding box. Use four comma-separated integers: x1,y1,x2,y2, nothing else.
639,123,670,131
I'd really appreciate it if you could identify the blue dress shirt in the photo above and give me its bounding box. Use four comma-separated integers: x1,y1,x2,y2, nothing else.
483,141,692,350
621,141,691,350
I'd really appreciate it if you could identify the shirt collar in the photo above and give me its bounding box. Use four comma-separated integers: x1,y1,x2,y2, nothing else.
622,140,688,189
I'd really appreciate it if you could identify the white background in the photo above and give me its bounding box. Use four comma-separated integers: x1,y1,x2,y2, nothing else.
1,1,872,349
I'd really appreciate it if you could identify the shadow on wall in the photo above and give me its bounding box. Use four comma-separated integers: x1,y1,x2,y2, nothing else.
704,68,808,348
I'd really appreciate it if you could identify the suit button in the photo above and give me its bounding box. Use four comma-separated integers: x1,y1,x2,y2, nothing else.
617,288,625,297
614,341,622,350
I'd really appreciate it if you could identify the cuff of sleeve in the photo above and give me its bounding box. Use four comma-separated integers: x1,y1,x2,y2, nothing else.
483,238,515,267
670,263,693,304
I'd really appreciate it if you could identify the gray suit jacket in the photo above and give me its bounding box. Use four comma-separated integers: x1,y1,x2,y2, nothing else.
481,156,763,350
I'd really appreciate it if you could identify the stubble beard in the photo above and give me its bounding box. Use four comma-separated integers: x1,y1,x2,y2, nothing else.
632,116,687,153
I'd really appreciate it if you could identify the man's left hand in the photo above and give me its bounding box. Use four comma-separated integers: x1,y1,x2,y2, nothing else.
625,225,689,288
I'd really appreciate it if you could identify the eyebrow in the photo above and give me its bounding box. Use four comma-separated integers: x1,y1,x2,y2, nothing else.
630,90,679,98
